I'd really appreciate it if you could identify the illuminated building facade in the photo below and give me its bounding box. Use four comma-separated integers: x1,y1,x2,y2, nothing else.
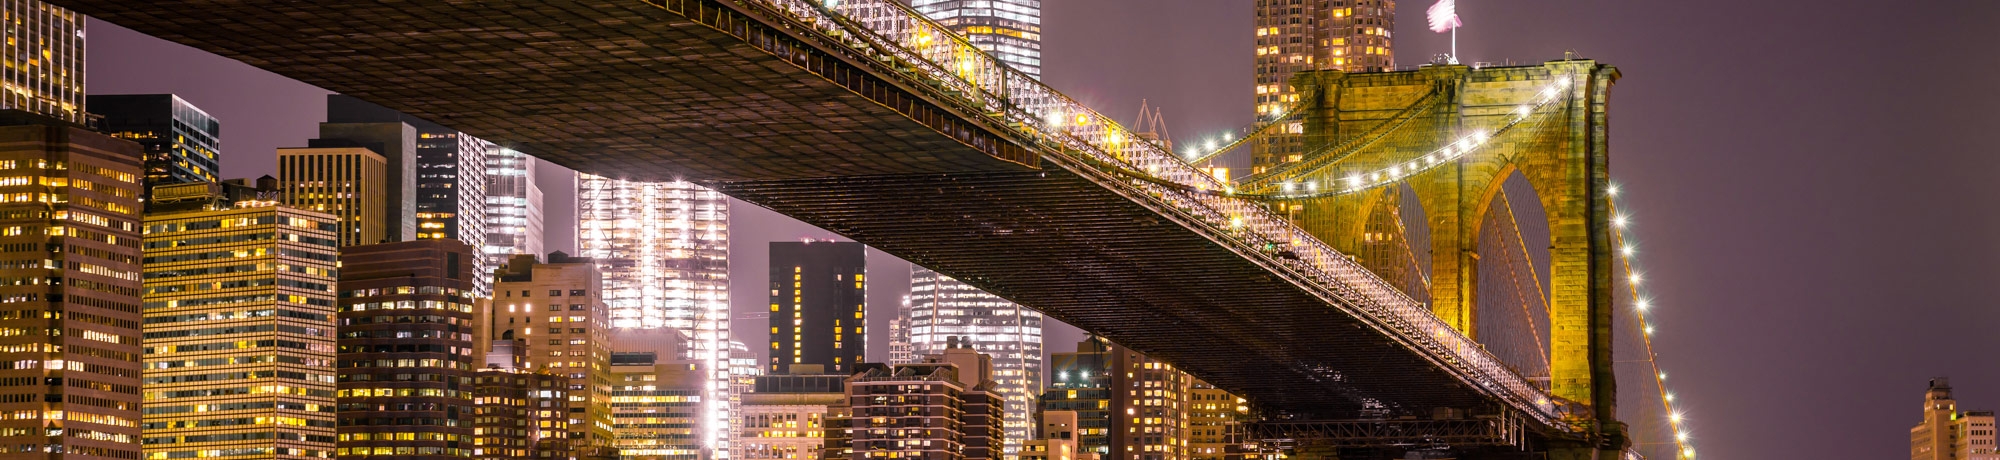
1912,378,2000,460
0,1,84,124
885,298,914,365
491,253,616,455
483,147,542,271
575,174,731,458
1184,380,1245,460
335,239,481,460
908,267,1040,457
142,198,339,460
608,350,708,460
844,347,1004,460
277,146,388,247
1039,338,1191,460
472,365,571,460
910,0,1042,79
310,121,417,243
766,241,865,375
736,372,844,460
0,117,143,460
88,94,221,203
727,339,763,457
325,97,491,295
1250,0,1396,174
1019,411,1082,460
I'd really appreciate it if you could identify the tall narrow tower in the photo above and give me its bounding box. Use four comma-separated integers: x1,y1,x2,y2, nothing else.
1251,0,1396,175
910,0,1042,79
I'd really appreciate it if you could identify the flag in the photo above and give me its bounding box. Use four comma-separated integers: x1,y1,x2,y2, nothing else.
1427,0,1462,33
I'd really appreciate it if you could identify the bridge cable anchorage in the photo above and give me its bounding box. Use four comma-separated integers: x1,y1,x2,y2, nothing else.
1233,83,1448,190
759,0,1574,428
1177,89,1325,166
1608,186,1696,460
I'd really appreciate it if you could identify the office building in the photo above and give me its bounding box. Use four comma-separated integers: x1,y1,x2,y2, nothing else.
1186,380,1246,460
142,194,339,460
277,145,389,247
491,253,616,454
728,339,764,458
844,346,1004,460
88,94,222,201
908,266,1041,456
767,241,865,374
886,298,915,365
485,147,543,269
576,174,731,455
0,114,142,460
310,120,417,242
736,370,845,460
1020,411,1084,460
910,0,1042,79
1040,337,1194,460
0,1,85,123
335,239,481,460
1250,0,1396,175
1912,378,2000,460
472,361,572,460
326,96,492,295
147,176,284,214
608,348,709,460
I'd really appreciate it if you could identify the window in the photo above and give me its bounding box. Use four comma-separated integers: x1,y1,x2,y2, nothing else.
549,290,562,297
569,304,585,311
568,289,585,296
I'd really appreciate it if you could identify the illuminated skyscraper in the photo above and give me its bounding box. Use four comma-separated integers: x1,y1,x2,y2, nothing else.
1250,0,1396,174
575,174,732,458
491,253,616,456
311,121,418,243
0,1,85,123
327,96,492,296
336,239,482,460
886,297,916,365
910,0,1041,79
278,145,389,247
143,193,339,460
767,241,865,375
609,349,709,460
88,94,222,203
1041,337,1205,460
908,266,1040,457
484,147,543,270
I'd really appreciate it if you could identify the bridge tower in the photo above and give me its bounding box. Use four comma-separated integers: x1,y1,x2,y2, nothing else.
1270,60,1625,455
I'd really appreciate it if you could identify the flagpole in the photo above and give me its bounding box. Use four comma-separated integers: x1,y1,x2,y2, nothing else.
1451,27,1458,64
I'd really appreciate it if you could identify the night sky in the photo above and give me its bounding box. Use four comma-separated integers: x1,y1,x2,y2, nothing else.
82,1,2000,458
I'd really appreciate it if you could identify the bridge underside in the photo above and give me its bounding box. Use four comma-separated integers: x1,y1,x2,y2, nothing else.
63,0,1531,422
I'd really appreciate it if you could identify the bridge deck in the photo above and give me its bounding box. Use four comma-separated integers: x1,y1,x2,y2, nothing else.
61,0,1555,423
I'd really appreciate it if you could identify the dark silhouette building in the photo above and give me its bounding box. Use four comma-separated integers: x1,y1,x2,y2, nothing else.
767,241,866,374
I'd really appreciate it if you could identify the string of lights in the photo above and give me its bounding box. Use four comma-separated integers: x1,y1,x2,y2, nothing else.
1608,183,1696,460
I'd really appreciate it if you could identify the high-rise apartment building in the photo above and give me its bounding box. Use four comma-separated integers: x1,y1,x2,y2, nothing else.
910,0,1042,79
908,266,1041,456
311,121,418,243
484,147,543,270
1185,381,1246,460
89,94,222,201
0,1,84,123
471,362,572,460
1040,337,1194,460
575,174,731,458
326,96,492,295
0,115,144,460
491,253,616,454
844,347,1004,460
336,239,482,460
767,241,865,375
1912,378,2000,460
277,145,389,247
1250,0,1396,174
142,195,339,460
736,371,845,460
608,349,709,460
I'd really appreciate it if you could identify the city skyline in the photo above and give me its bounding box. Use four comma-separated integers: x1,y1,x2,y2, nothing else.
64,1,2000,459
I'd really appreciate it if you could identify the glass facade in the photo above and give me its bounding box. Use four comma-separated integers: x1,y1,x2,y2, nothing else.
483,147,542,271
908,266,1040,458
0,0,83,123
326,96,492,296
88,94,222,204
1250,0,1396,175
911,0,1042,79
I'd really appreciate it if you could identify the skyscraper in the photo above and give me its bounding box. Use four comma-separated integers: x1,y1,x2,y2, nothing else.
484,147,543,270
0,114,144,460
1250,0,1396,175
575,174,732,458
767,241,865,375
1040,337,1195,460
1911,378,2000,460
608,349,709,460
325,96,492,294
843,347,1004,460
336,239,482,460
311,121,418,243
910,0,1042,79
491,253,616,456
908,266,1041,457
0,1,85,124
886,297,916,365
88,94,222,201
277,145,390,247
142,195,339,460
